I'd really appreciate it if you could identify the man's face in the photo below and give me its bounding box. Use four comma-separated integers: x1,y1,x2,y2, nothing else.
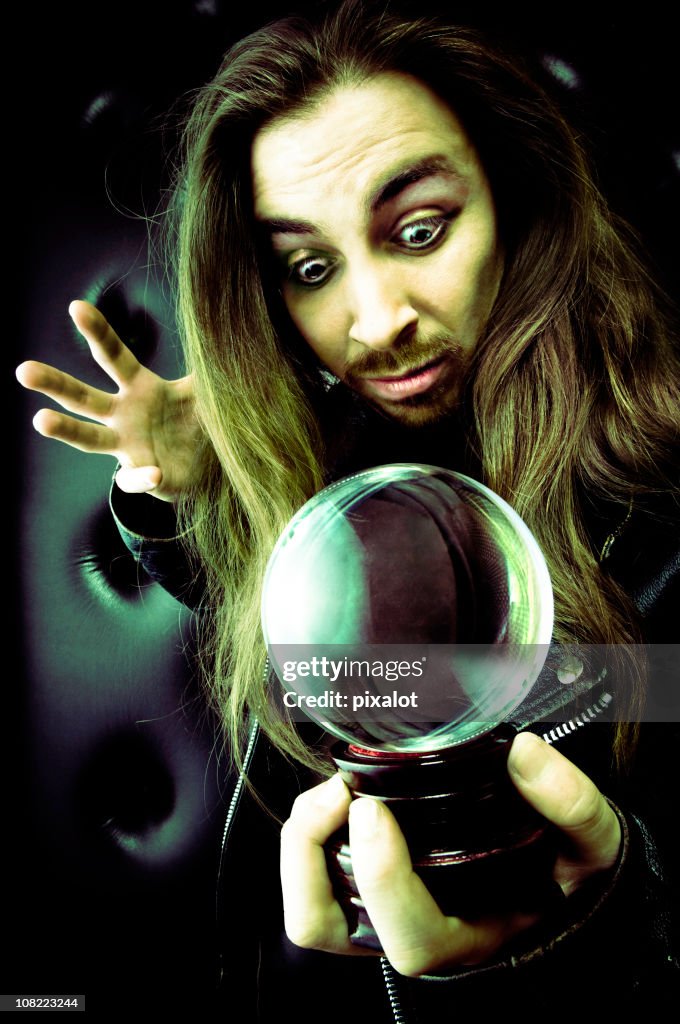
252,72,504,427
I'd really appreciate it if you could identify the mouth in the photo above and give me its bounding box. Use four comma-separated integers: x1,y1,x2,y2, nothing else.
359,355,449,401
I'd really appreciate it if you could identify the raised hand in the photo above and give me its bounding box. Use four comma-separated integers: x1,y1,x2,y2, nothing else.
280,732,622,975
16,300,201,503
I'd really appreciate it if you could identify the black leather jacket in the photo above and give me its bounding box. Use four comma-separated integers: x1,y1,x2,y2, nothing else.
110,429,680,1020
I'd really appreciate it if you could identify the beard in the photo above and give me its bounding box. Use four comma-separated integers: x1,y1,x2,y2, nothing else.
339,331,471,428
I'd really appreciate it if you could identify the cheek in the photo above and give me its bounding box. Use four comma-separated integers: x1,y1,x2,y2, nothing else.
284,294,348,373
420,229,502,337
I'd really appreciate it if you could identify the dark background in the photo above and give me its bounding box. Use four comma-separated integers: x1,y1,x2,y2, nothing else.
12,0,679,289
7,1,678,1018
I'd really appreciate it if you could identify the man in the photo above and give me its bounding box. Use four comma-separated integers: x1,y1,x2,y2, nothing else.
16,0,678,1015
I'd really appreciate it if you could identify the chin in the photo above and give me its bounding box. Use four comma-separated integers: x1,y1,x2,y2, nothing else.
370,387,463,429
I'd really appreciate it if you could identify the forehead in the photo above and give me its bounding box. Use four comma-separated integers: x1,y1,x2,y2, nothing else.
251,72,483,219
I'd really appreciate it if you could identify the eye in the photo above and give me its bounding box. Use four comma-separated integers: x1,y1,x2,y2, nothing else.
396,214,453,251
288,253,335,287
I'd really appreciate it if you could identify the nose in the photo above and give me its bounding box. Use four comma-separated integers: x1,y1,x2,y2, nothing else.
347,260,418,349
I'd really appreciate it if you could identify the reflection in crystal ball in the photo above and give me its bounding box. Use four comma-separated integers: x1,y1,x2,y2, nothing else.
262,465,554,751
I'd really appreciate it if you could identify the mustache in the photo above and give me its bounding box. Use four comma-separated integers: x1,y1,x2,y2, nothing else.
341,333,465,380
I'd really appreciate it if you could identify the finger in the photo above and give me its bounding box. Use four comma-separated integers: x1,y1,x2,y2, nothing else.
507,732,621,871
280,775,365,954
115,465,163,494
68,300,141,387
349,798,538,976
32,409,117,454
16,360,114,419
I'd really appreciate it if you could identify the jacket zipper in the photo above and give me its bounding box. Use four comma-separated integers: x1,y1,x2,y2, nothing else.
217,653,271,891
217,716,260,866
381,957,409,1024
540,691,613,745
215,713,261,986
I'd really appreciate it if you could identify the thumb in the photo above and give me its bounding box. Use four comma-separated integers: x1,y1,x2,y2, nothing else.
507,732,621,871
115,465,163,494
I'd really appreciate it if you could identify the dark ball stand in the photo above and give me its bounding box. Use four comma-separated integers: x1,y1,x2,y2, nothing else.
325,724,558,950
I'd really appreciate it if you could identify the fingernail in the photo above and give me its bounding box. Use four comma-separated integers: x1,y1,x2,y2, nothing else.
349,798,381,840
508,732,551,783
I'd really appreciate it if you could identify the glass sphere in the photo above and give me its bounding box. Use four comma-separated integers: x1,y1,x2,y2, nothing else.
261,465,553,751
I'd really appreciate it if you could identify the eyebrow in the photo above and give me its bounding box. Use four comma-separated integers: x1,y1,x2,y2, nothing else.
368,155,462,215
258,154,463,239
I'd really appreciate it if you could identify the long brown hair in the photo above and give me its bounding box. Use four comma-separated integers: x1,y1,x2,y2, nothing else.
170,0,678,774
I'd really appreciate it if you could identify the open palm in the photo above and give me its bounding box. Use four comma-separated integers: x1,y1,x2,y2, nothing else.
16,300,201,503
